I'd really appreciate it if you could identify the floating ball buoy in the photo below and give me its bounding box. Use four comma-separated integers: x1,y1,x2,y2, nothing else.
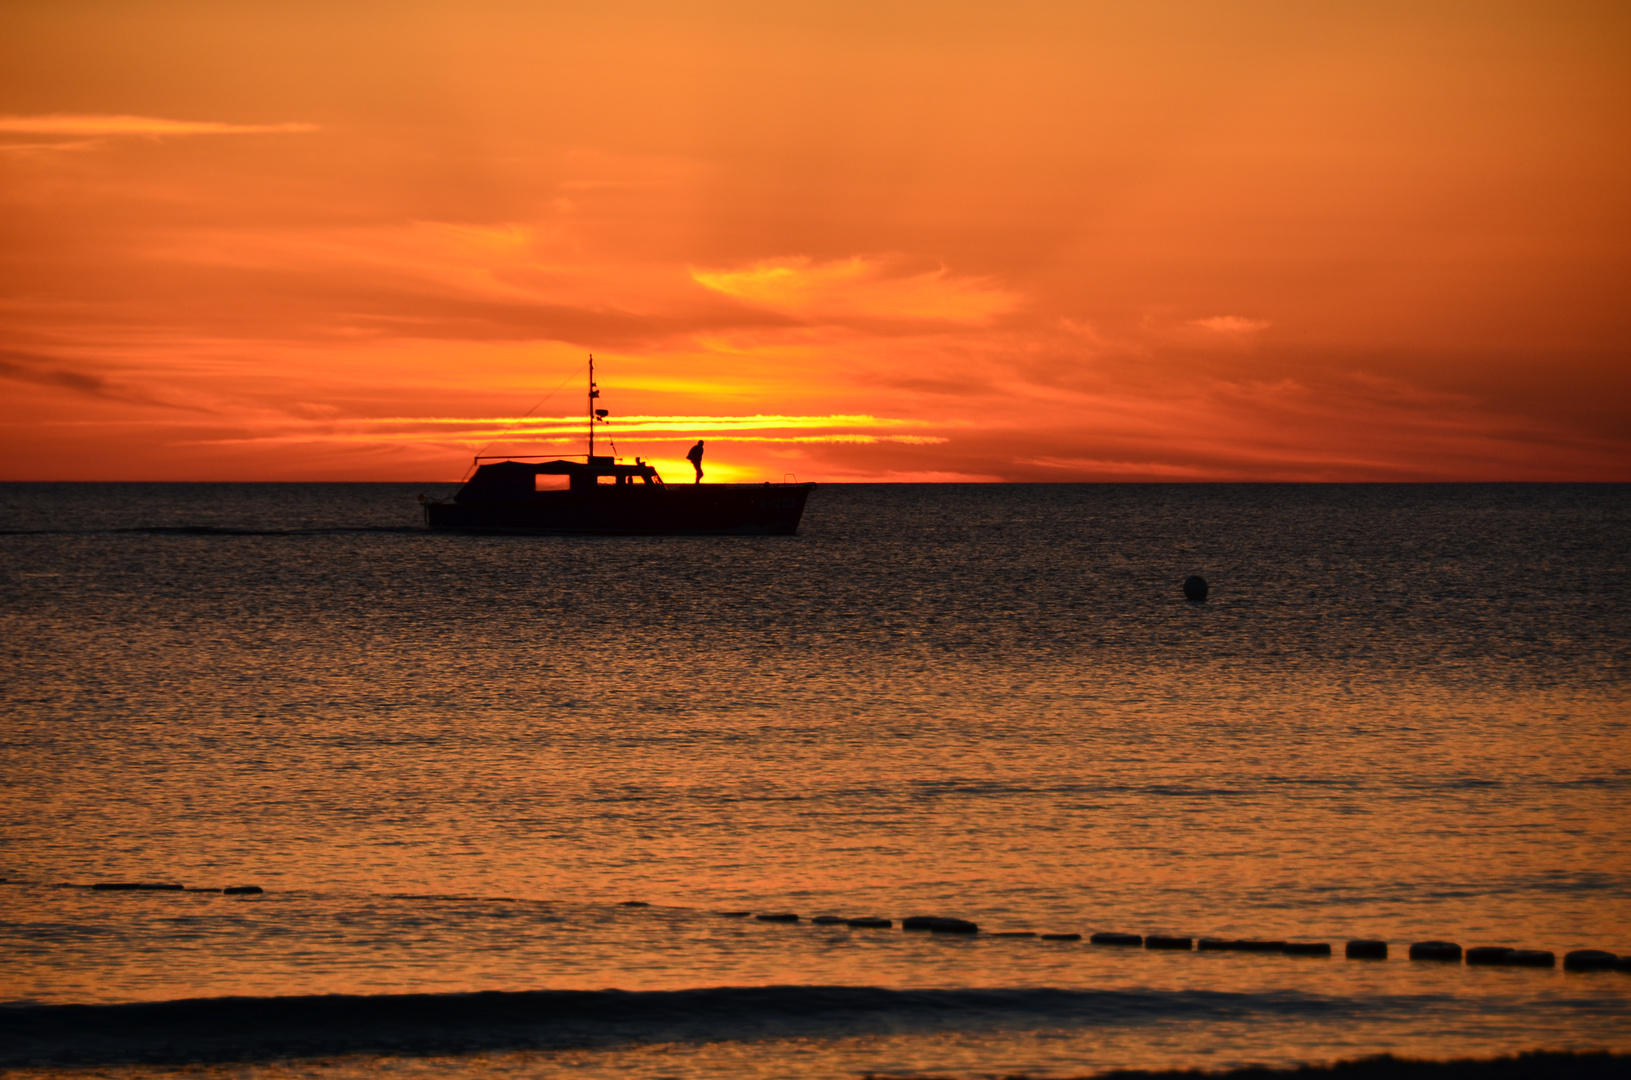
1564,950,1618,971
1409,941,1462,962
1183,576,1209,602
846,917,892,929
1091,932,1143,946
1346,939,1388,960
619,901,650,907
1145,936,1193,950
755,913,800,923
811,915,846,925
222,886,263,895
1041,933,1082,941
1282,942,1332,957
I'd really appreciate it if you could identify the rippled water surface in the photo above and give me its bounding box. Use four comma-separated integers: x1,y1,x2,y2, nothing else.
1,483,1628,1077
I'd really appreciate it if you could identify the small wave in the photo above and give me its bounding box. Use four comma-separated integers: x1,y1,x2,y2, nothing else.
0,985,1425,1066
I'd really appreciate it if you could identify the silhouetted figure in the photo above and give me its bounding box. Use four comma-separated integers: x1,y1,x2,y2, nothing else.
686,440,705,484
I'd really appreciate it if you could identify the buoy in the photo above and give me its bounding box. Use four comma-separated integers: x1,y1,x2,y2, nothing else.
222,886,263,895
1198,939,1285,953
930,920,979,934
1565,950,1618,971
1282,942,1332,957
1041,933,1082,941
619,901,650,907
1616,956,1631,973
91,883,184,891
1463,946,1553,967
1346,939,1388,960
1238,940,1286,952
1145,936,1193,950
811,915,846,925
1466,947,1515,965
1409,941,1462,962
903,916,979,934
1090,932,1142,946
845,917,892,928
755,913,800,923
1183,576,1209,602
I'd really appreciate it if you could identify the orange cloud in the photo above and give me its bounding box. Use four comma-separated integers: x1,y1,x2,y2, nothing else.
692,257,1019,326
0,3,1626,482
0,114,317,137
1191,316,1271,334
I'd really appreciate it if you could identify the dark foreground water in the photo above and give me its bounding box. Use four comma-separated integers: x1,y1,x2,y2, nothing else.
1,483,1628,1078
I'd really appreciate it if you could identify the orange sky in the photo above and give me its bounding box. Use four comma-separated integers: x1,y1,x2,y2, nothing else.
2,1,1628,481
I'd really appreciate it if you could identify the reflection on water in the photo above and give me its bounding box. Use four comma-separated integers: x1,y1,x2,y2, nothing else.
1,483,1627,1076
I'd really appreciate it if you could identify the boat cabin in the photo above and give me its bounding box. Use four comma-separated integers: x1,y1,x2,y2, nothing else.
454,457,664,503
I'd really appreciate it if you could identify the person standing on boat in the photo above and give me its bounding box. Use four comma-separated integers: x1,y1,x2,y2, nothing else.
686,440,705,484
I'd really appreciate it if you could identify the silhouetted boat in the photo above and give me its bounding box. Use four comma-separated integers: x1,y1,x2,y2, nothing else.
423,359,815,535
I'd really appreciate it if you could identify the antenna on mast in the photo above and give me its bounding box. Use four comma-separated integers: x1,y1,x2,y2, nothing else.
587,354,610,460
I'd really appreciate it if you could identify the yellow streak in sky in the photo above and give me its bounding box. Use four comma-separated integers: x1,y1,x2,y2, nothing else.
178,432,947,447
351,414,932,432
0,114,318,136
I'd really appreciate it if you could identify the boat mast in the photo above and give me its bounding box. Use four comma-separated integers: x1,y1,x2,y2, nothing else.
588,354,597,459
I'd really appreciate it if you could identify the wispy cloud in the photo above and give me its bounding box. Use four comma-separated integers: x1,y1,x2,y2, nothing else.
0,350,203,410
1190,315,1271,334
350,413,930,431
207,413,947,449
0,114,319,137
693,256,1019,326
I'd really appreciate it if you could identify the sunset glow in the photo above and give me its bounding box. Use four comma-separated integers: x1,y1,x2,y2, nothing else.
2,1,1627,481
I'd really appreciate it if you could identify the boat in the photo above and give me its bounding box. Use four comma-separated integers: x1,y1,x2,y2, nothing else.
423,358,815,535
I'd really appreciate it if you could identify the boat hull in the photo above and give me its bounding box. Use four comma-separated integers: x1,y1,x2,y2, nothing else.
425,483,814,535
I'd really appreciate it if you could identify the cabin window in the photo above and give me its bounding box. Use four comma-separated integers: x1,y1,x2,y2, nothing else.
597,474,620,485
535,475,570,492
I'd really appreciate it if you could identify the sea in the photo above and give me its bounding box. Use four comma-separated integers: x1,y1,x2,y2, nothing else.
1,482,1628,1079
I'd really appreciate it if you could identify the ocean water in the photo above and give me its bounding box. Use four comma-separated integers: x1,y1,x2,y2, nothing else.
1,482,1628,1078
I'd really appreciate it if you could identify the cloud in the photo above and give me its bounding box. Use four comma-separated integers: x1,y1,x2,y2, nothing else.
0,114,319,137
1190,315,1271,334
122,221,784,346
0,350,201,410
1018,456,1215,479
692,256,1019,326
230,412,942,445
